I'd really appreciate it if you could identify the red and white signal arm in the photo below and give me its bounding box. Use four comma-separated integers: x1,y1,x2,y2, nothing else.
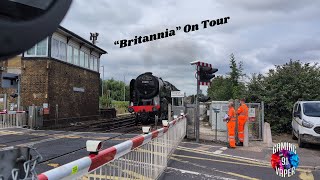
248,108,256,121
197,61,212,86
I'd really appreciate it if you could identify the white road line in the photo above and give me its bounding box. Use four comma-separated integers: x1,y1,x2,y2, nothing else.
220,147,228,150
167,167,237,180
213,150,223,154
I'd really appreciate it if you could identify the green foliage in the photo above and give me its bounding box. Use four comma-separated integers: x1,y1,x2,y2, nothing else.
111,101,129,114
207,76,233,100
207,54,320,133
207,53,246,100
248,60,320,133
100,79,130,108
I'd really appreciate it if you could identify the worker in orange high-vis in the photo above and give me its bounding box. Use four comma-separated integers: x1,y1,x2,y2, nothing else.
236,98,249,146
224,101,236,148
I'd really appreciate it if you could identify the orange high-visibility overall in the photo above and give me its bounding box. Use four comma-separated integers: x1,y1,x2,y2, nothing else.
227,107,236,148
237,104,249,142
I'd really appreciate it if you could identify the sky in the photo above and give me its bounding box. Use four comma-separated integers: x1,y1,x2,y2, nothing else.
61,0,320,96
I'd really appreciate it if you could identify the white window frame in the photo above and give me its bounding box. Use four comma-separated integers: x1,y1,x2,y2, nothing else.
59,41,67,61
67,45,73,64
84,53,89,69
73,47,80,66
79,50,85,67
25,37,49,57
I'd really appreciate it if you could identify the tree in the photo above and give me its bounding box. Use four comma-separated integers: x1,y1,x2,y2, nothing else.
207,53,246,100
246,60,320,133
207,76,233,101
100,79,130,108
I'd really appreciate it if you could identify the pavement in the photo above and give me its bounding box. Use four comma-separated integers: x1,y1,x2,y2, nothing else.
160,119,320,180
0,127,138,173
159,140,319,180
2,120,320,180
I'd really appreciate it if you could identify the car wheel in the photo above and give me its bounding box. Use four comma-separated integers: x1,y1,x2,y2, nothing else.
298,134,305,148
292,130,298,140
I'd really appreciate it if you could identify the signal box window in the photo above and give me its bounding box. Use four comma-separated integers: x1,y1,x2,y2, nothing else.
25,38,48,57
67,45,73,63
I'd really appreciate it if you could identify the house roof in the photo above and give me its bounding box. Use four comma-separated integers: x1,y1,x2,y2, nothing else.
57,26,107,55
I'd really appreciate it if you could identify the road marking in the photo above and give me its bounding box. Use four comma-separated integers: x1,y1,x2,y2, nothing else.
47,163,60,168
177,146,268,166
180,141,223,148
214,150,223,154
167,167,237,180
220,147,228,150
299,171,314,180
215,170,259,180
172,154,269,168
170,156,259,180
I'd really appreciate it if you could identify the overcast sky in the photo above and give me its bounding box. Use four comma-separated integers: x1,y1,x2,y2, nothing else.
61,0,320,95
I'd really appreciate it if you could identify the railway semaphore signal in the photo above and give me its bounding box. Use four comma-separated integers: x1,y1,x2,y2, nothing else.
190,60,218,142
199,66,218,84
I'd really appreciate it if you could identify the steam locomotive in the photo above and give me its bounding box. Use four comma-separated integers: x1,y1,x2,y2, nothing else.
128,72,179,125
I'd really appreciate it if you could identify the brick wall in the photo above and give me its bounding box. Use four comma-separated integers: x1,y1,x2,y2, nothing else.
21,59,100,126
47,59,100,121
0,57,101,127
20,59,48,108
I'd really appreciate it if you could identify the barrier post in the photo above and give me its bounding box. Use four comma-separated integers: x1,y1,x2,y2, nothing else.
38,114,187,180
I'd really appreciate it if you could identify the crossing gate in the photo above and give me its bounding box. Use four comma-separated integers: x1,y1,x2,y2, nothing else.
0,111,27,128
185,104,196,139
209,101,264,141
37,114,187,180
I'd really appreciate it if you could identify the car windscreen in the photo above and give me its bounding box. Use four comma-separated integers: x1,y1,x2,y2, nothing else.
303,103,320,117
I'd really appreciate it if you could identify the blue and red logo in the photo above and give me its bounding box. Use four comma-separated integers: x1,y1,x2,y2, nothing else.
271,142,299,178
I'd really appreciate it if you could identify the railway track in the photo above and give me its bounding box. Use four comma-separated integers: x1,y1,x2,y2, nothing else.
53,114,137,133
0,114,138,148
37,126,142,165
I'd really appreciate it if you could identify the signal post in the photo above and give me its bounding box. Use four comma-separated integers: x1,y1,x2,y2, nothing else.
190,61,218,142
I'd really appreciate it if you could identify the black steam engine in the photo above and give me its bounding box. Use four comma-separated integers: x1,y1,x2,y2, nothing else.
128,72,179,124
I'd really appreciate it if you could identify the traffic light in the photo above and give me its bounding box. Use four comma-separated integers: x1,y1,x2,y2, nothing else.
199,67,218,82
10,93,18,98
198,96,211,102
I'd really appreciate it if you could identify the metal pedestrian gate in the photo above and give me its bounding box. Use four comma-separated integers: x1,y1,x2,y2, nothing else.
185,104,196,139
246,102,264,141
209,101,264,142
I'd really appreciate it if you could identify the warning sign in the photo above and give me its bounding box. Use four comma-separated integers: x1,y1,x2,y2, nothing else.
71,165,78,174
248,108,256,121
248,108,255,117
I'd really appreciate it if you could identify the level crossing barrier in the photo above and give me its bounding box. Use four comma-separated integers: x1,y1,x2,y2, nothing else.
37,114,187,180
0,110,26,128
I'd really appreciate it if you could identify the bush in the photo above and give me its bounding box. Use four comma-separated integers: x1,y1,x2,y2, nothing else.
111,101,129,114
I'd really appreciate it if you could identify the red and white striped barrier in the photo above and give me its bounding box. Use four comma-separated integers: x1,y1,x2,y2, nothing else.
0,110,25,114
37,114,187,180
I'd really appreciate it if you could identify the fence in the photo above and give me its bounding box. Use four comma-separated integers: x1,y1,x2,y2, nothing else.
37,114,187,180
0,111,27,128
246,102,264,141
208,101,265,142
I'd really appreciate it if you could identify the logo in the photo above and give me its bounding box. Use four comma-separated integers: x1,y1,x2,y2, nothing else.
271,142,299,178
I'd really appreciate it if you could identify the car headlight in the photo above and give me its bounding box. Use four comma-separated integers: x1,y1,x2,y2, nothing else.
302,119,314,128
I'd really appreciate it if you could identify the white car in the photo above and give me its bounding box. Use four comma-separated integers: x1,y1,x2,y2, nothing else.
292,101,320,147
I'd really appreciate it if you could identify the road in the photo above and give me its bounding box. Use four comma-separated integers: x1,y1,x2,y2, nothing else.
0,127,139,173
160,140,319,180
